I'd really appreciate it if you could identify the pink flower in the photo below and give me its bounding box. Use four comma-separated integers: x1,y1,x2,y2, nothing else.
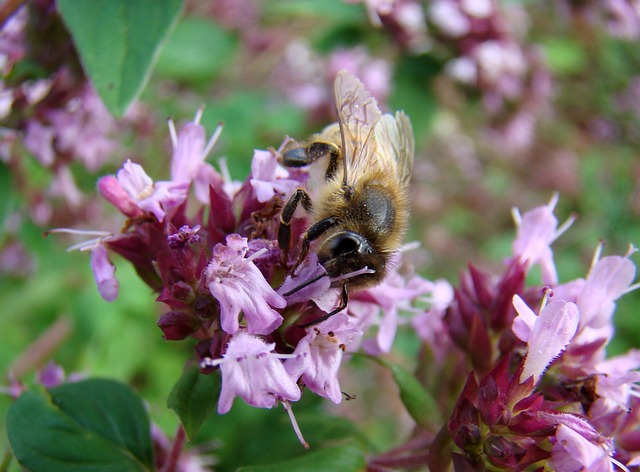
24,120,56,167
512,295,579,384
205,234,285,335
350,266,434,355
512,194,574,285
211,332,301,413
90,243,119,302
550,424,614,472
327,48,392,105
429,0,471,37
411,279,455,361
49,85,118,171
168,109,222,185
97,174,144,218
37,362,66,389
285,313,362,403
577,254,636,331
588,350,640,429
249,149,298,203
116,160,188,222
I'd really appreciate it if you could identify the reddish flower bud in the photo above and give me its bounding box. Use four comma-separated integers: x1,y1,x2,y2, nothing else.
97,175,143,218
157,311,199,340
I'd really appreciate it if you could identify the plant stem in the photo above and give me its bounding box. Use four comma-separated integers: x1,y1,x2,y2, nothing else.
162,424,187,472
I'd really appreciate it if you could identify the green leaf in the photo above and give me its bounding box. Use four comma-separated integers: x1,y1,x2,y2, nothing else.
7,379,154,472
167,363,220,440
236,444,366,472
371,357,442,430
539,38,587,76
154,17,236,84
57,0,183,117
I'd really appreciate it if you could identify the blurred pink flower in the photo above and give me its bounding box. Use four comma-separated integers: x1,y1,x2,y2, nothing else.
23,121,56,166
353,270,434,354
577,254,636,331
511,194,575,285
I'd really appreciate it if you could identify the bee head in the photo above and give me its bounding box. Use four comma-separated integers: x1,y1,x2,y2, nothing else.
318,231,386,288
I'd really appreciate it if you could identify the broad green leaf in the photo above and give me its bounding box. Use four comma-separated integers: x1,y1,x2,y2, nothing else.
7,379,153,472
57,0,183,117
167,363,220,440
236,444,366,472
154,17,236,84
371,357,442,430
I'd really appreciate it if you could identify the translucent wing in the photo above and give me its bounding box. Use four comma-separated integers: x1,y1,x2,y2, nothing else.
333,70,384,184
374,111,414,185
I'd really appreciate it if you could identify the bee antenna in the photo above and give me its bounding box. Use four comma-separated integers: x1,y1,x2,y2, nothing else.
282,272,328,297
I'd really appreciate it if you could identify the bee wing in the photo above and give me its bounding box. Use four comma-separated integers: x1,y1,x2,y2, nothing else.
375,111,414,184
333,70,384,183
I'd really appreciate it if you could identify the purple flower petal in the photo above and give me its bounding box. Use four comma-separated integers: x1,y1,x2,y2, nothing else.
217,332,301,413
170,122,206,183
206,234,285,335
512,198,560,285
551,424,613,472
285,313,362,403
520,299,579,384
90,243,118,302
512,294,537,342
577,255,636,329
249,149,299,203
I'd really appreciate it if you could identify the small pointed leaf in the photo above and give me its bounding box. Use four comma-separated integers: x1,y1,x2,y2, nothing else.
167,363,220,440
57,0,183,117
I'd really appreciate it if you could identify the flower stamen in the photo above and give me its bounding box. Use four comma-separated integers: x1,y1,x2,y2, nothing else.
283,401,309,449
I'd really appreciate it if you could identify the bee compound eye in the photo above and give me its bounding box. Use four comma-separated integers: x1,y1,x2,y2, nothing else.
328,232,369,257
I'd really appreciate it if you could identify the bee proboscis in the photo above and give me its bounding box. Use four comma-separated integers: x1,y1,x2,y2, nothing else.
278,69,415,327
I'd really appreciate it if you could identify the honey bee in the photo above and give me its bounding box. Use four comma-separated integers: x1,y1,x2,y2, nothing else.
278,69,414,327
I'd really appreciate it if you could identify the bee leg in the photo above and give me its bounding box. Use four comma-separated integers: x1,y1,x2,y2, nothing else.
278,188,312,266
282,143,341,181
323,146,341,181
291,215,339,275
299,283,349,328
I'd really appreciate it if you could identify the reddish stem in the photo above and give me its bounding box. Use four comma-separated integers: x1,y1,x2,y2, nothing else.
162,424,187,472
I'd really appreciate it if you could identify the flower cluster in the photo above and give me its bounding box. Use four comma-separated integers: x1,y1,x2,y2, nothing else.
0,2,146,225
355,0,554,154
68,109,433,444
356,0,430,52
274,42,393,124
408,194,640,471
559,0,640,40
60,104,640,467
427,0,553,153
